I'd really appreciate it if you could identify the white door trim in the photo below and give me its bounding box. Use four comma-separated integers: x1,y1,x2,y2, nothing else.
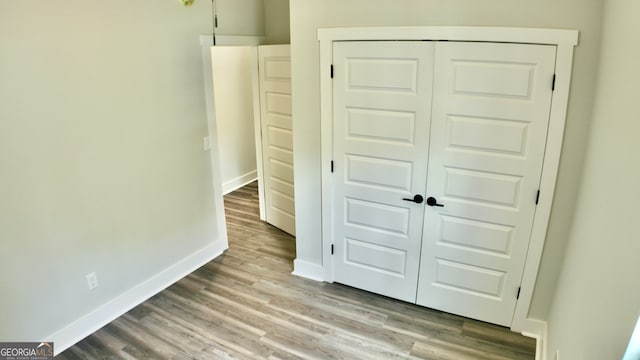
318,26,578,334
252,46,267,221
318,26,578,45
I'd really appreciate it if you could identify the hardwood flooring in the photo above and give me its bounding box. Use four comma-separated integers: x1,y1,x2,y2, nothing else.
56,182,536,359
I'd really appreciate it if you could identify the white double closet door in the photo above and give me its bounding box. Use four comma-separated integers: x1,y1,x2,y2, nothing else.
331,41,555,326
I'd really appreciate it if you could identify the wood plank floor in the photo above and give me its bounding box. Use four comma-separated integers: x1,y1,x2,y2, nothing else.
57,182,536,359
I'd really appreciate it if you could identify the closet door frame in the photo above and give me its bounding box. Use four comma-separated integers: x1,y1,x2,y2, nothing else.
318,26,578,336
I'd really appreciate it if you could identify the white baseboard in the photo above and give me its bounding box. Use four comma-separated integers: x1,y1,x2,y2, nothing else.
49,241,228,356
292,259,324,281
222,170,258,195
521,319,548,360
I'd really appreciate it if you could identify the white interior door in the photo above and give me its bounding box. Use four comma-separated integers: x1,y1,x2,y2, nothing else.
332,41,434,302
257,45,295,235
416,42,556,326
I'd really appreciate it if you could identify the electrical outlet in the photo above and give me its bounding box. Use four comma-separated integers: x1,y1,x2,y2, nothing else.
86,272,98,290
203,136,211,151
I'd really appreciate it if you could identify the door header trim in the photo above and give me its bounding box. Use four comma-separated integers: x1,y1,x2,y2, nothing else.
318,26,578,46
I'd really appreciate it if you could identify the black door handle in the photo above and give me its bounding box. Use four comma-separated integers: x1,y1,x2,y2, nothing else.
402,194,424,204
426,196,444,207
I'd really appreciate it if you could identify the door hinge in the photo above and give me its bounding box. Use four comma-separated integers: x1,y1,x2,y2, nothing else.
517,286,521,300
331,244,334,255
552,74,556,91
331,160,334,173
330,64,334,78
535,190,540,205
214,15,218,28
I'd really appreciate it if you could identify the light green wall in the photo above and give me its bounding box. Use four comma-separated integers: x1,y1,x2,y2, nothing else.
215,0,290,43
545,0,640,357
216,0,265,36
0,0,219,341
289,0,604,320
264,0,291,44
211,46,258,192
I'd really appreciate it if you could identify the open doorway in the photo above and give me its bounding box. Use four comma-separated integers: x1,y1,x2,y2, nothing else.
201,0,293,237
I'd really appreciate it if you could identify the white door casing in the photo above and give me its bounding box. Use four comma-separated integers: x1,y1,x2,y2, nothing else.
416,42,556,326
331,42,434,302
318,26,578,333
257,45,295,235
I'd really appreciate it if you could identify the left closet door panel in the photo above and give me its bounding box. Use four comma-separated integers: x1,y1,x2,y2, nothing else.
331,41,435,303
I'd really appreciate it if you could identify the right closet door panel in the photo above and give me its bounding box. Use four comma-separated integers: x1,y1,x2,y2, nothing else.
416,42,556,326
